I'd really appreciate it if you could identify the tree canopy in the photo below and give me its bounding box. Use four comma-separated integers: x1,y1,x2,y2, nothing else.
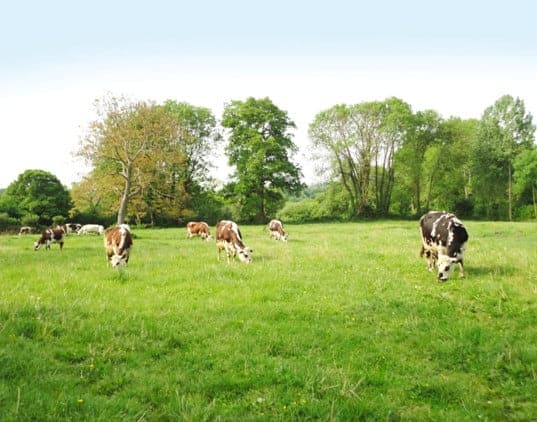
0,169,71,225
222,97,303,223
76,95,219,225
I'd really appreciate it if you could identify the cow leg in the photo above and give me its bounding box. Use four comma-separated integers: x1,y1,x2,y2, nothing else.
421,247,435,272
458,260,465,278
59,241,64,250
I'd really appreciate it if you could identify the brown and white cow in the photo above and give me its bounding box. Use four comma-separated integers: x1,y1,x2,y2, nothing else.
19,226,33,235
419,211,469,282
34,228,65,251
268,219,287,241
104,224,133,268
216,220,253,264
186,221,212,240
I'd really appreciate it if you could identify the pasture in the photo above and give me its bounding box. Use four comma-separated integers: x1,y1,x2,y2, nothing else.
0,221,536,420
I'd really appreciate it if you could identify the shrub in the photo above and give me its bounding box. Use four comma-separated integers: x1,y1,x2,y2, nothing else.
0,212,20,232
52,215,66,226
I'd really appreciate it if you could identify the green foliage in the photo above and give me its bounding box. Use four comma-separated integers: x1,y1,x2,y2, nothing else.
513,148,537,219
472,95,536,220
0,222,536,419
52,215,66,226
309,98,413,217
0,212,19,231
222,97,303,223
20,214,39,228
0,170,71,225
277,183,353,223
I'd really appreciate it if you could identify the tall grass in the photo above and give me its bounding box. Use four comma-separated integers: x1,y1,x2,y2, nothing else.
0,221,536,420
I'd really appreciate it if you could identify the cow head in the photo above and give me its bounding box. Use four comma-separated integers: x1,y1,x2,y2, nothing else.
110,253,128,269
237,247,253,263
34,241,42,251
437,254,457,281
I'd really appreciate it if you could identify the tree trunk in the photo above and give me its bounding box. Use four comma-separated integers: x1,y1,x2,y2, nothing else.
531,186,537,219
117,165,132,224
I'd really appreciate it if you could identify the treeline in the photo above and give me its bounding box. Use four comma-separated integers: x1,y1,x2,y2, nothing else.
0,94,536,230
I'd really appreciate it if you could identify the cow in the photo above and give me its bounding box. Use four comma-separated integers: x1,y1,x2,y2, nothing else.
62,223,82,234
216,220,253,264
186,221,212,240
268,219,287,241
419,211,469,282
19,226,33,235
77,224,105,235
34,228,65,251
104,224,133,268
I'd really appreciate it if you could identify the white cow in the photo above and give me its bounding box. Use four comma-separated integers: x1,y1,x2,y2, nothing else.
77,224,105,235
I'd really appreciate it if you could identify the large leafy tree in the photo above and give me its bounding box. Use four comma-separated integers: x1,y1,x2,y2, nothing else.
0,169,71,225
78,95,186,224
309,98,412,217
473,95,535,220
221,97,303,223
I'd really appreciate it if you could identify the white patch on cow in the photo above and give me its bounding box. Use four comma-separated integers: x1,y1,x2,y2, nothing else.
110,253,127,268
237,246,253,263
437,254,455,282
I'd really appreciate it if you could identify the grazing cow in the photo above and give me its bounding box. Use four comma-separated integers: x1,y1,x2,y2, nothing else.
419,211,469,282
63,223,82,234
77,224,104,235
34,228,65,251
186,221,212,240
216,220,253,264
268,219,287,241
19,226,33,235
104,224,133,268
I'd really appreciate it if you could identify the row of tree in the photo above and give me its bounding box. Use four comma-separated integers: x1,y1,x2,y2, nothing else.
0,94,535,230
307,95,536,220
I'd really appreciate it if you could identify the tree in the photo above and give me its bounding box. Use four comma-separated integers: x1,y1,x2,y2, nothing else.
309,98,412,217
393,110,442,215
162,100,220,187
513,148,537,219
372,98,413,215
473,95,535,220
78,95,184,224
0,169,71,225
221,97,303,223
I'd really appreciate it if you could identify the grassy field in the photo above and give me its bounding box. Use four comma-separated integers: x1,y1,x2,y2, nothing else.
0,220,536,420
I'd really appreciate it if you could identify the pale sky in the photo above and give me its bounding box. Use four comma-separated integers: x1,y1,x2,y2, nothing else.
1,0,536,188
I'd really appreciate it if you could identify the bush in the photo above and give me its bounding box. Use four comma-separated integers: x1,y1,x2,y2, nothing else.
0,212,20,232
52,215,66,226
277,200,319,223
453,198,474,218
514,205,537,221
21,214,40,228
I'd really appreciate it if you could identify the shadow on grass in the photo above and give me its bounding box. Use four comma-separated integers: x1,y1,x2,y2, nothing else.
469,265,520,277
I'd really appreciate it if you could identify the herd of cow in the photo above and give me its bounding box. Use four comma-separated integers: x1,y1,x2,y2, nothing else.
23,212,469,281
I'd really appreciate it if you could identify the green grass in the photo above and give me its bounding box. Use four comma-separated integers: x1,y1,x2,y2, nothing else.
1,221,536,420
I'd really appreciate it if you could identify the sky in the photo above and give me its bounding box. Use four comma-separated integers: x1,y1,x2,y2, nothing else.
1,0,536,188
